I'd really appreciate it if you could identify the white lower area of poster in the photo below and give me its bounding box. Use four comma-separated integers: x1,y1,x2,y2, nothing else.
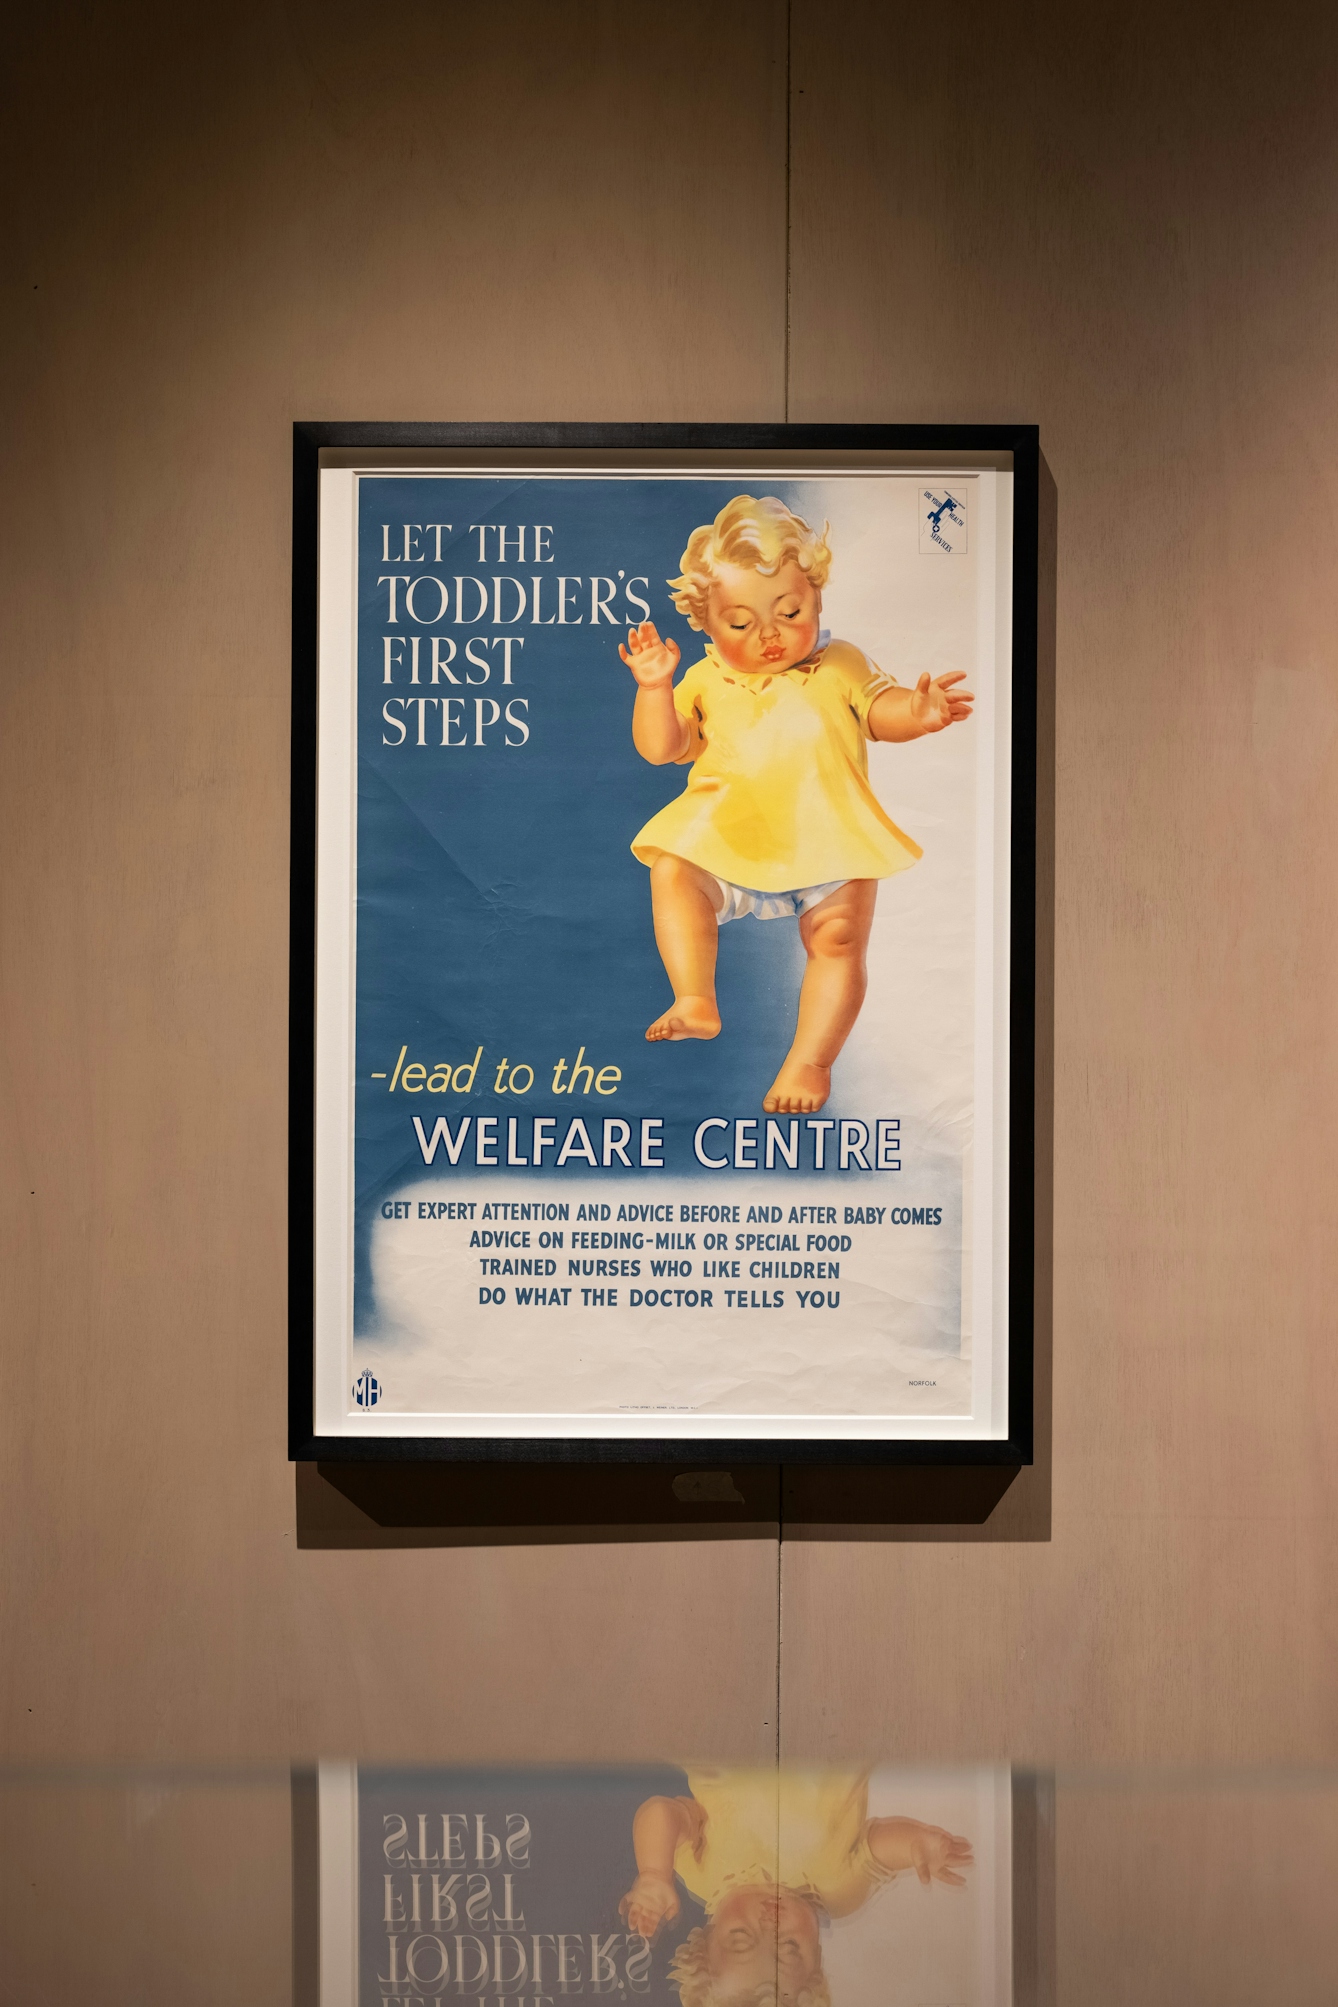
339,1173,997,1435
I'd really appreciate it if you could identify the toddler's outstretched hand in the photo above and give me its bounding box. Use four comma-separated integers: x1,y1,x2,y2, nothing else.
620,621,681,688
869,1814,975,1887
619,1872,681,1938
909,669,975,733
907,1821,974,1887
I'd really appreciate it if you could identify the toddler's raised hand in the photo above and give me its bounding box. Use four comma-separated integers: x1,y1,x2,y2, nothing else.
620,621,681,689
618,1872,681,1938
869,1814,975,1887
910,669,975,733
906,1820,974,1887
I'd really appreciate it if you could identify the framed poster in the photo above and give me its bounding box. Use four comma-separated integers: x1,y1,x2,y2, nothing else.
290,424,1038,1462
300,1760,1030,2007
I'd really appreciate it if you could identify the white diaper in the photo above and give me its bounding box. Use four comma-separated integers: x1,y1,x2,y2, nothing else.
712,877,848,925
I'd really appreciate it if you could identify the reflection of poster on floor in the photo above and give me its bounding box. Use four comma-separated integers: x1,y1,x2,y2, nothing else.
310,1763,1019,2007
300,438,1033,1447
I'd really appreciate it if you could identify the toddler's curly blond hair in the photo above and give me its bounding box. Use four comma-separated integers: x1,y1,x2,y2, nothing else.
668,1926,832,2007
668,496,832,633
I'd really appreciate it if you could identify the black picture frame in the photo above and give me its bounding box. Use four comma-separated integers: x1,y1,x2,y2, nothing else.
289,422,1040,1468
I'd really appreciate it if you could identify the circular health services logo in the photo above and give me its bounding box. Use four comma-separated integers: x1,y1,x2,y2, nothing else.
352,1369,382,1409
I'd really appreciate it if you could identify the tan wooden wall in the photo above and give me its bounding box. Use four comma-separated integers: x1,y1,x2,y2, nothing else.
3,0,1337,1793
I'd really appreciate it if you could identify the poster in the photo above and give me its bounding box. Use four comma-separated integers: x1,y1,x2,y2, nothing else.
309,1762,1020,2007
297,433,1033,1449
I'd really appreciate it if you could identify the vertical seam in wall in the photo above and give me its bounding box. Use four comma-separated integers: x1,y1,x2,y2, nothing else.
773,1486,784,2004
776,1469,784,1766
783,0,792,422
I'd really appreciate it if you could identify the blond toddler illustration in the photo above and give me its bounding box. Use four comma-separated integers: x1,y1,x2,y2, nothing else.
618,1768,973,2007
623,495,973,1113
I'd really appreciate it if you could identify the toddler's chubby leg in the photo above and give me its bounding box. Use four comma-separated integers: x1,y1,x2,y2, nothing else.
646,853,723,1043
764,879,877,1112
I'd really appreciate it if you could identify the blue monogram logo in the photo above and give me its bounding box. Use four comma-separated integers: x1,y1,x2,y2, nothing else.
352,1369,382,1408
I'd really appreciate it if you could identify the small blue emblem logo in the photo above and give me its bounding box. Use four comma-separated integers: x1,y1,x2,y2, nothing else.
352,1370,382,1409
920,487,967,555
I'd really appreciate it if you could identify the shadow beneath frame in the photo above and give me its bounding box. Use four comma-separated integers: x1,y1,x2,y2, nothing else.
298,1456,1035,1546
296,459,1058,1554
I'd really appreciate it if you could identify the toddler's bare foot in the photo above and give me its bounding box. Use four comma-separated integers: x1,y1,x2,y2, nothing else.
646,995,721,1043
763,1059,831,1112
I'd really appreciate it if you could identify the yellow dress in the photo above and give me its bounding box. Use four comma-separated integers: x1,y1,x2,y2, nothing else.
673,1767,888,1921
630,641,923,892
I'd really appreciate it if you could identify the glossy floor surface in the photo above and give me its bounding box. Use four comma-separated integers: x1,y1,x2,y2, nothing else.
5,1764,1338,2003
